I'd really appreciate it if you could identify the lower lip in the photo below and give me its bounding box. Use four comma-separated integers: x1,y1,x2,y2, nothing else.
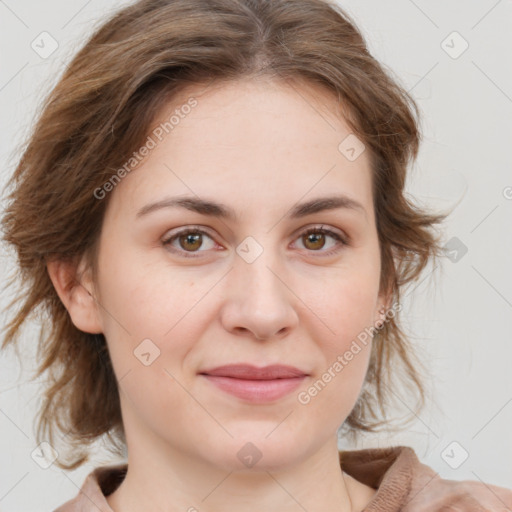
201,375,307,403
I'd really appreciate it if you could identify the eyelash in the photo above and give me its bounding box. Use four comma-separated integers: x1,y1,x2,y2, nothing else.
161,225,349,259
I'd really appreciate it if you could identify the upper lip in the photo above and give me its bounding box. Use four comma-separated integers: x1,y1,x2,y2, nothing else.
199,364,308,380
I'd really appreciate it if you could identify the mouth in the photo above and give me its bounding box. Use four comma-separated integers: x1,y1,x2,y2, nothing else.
199,364,309,403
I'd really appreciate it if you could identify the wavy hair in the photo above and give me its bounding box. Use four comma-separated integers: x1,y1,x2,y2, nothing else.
1,0,448,469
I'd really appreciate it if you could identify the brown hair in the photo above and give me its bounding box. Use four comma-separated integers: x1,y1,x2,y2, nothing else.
1,0,449,470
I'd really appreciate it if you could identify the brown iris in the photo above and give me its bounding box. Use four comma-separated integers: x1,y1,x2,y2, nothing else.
302,231,326,250
179,233,203,251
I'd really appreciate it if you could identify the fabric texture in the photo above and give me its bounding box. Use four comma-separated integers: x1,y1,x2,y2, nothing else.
53,445,512,511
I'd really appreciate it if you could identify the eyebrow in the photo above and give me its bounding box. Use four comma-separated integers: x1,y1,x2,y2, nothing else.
136,194,367,221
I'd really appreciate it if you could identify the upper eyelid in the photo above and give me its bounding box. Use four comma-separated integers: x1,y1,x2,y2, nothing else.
162,224,348,249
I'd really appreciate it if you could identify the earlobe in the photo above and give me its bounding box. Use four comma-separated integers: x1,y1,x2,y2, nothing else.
375,289,393,328
375,304,386,328
46,258,103,334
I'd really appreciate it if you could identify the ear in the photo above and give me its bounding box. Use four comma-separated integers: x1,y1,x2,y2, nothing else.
46,257,103,334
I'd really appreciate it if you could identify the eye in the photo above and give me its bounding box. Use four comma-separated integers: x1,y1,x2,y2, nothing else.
162,224,349,258
162,226,218,258
293,225,348,256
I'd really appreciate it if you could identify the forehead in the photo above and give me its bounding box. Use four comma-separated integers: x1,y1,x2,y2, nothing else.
106,77,374,222
166,76,353,149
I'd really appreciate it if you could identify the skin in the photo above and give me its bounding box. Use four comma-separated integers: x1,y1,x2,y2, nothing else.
48,77,390,512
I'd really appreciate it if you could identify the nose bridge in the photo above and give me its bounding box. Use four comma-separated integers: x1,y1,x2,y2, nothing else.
220,232,298,339
234,233,285,301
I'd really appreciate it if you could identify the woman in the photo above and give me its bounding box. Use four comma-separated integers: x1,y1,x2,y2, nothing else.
2,0,511,510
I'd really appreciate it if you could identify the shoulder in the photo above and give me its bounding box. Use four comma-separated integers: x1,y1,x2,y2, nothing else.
340,445,512,511
397,448,512,511
403,474,512,511
52,463,127,512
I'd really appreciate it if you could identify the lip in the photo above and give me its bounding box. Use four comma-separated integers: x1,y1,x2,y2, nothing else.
199,364,309,403
200,364,308,379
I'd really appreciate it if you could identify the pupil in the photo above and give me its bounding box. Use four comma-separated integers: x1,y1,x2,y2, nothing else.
306,233,324,249
182,233,201,250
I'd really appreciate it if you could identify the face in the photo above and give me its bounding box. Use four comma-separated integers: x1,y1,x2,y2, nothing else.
87,77,387,471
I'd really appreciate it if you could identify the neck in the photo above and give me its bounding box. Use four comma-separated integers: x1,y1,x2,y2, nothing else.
106,433,358,512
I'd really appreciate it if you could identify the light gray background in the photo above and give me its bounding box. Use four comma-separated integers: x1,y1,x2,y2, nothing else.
1,1,511,510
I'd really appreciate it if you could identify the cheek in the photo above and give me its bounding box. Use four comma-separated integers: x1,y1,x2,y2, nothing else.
300,277,377,423
95,253,216,376
305,264,380,348
96,250,189,333
296,260,380,409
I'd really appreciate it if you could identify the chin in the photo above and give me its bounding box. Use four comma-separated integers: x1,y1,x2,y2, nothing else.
202,425,306,472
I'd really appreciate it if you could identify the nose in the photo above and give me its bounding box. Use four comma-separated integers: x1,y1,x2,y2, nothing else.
219,244,299,341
